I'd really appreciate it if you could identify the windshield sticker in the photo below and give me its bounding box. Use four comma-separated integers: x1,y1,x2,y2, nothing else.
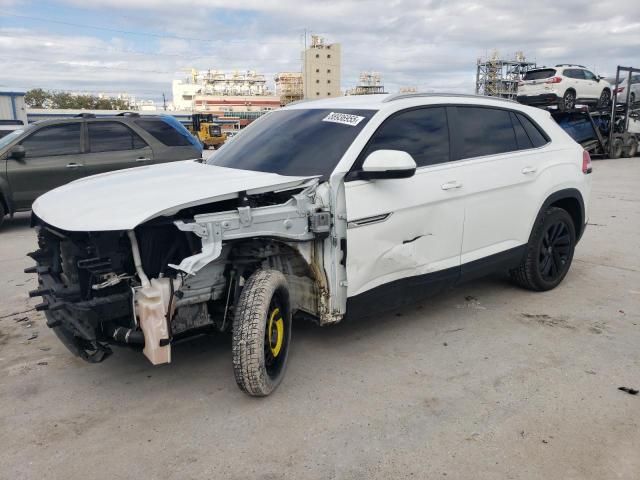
322,112,365,127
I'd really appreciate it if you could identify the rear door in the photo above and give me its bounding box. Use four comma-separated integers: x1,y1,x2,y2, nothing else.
567,69,590,101
453,106,549,274
344,106,465,301
84,120,153,174
134,118,200,162
7,122,84,209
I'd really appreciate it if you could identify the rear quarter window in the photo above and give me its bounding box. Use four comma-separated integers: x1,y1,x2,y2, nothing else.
135,119,192,147
516,113,549,148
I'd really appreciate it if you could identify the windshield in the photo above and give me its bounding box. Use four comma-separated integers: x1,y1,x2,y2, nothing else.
207,108,376,178
0,128,26,149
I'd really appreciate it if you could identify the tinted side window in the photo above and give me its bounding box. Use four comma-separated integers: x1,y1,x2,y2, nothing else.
516,113,548,148
583,70,596,81
21,123,81,157
360,107,449,168
565,69,585,80
88,122,147,153
510,112,533,149
135,119,191,146
456,107,517,158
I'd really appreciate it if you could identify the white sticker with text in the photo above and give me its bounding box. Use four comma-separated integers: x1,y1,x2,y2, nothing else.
322,112,365,126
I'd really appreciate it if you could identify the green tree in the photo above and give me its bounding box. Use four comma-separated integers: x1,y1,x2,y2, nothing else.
24,88,50,108
24,89,132,110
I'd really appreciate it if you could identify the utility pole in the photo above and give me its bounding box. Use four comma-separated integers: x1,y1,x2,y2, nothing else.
162,92,167,111
303,28,307,100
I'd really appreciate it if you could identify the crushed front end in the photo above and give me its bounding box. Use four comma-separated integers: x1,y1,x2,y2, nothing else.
26,179,341,366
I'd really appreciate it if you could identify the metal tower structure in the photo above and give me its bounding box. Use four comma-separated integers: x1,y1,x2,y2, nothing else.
475,51,536,99
346,72,387,95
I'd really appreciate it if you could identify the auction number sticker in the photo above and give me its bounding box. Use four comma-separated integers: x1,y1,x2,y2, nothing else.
322,112,365,126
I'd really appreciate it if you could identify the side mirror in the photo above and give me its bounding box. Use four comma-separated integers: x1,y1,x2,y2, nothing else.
9,145,26,160
360,150,417,180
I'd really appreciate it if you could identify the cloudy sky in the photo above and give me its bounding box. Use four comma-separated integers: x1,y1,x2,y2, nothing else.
1,0,638,103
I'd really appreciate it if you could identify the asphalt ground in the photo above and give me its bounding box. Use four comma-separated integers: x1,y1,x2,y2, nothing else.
0,157,638,479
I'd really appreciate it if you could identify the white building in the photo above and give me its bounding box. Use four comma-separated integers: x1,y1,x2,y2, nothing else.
172,69,274,111
303,35,342,99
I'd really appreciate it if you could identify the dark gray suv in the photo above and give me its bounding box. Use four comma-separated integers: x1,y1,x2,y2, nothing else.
0,113,202,228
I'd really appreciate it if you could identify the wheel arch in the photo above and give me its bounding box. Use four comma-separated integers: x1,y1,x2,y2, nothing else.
536,189,586,242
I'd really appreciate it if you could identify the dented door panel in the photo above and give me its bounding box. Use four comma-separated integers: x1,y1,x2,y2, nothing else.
344,163,466,297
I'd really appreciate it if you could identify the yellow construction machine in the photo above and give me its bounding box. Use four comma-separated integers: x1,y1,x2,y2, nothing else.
189,114,227,150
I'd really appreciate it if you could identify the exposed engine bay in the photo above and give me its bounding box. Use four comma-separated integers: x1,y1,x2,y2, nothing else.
27,179,339,364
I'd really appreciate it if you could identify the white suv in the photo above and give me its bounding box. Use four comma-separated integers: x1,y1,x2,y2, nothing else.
517,65,612,111
27,93,592,396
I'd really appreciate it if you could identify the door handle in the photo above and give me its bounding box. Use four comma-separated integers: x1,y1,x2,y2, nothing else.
135,157,152,162
66,163,83,169
521,166,537,175
441,181,462,190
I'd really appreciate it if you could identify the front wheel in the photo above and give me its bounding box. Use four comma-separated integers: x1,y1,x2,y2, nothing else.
0,201,5,230
510,207,576,291
232,269,292,396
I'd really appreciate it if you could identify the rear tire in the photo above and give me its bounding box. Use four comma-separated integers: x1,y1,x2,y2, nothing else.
610,137,624,159
510,207,576,291
559,90,576,111
232,269,292,397
623,137,638,158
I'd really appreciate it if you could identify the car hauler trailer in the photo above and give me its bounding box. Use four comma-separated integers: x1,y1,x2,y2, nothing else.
609,66,640,158
515,65,639,158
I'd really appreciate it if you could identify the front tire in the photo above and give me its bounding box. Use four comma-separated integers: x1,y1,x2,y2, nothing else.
232,269,292,397
0,201,5,230
510,207,576,291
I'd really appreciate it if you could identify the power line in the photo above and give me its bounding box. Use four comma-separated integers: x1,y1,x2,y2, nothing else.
1,14,300,46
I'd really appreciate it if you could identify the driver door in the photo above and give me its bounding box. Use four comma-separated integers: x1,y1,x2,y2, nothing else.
7,122,84,210
344,107,465,309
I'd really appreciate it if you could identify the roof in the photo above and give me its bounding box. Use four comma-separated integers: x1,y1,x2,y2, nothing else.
285,92,519,111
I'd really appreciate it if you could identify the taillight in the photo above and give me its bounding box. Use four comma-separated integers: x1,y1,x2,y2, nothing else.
582,150,592,174
545,76,562,84
614,86,625,94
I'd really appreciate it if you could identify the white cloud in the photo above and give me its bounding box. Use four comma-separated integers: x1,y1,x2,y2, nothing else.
1,0,639,100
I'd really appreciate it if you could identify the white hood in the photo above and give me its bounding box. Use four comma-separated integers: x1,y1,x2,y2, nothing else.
32,160,315,231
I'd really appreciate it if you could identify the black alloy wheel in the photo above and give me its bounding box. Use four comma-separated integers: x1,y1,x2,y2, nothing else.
510,207,576,291
538,220,572,282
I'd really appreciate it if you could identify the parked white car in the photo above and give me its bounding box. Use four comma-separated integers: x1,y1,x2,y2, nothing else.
611,74,640,105
517,65,612,111
27,93,592,396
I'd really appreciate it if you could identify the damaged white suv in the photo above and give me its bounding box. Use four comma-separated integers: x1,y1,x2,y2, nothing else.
27,93,592,396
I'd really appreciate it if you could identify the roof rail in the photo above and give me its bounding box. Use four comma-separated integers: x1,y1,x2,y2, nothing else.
555,64,586,68
116,111,140,117
75,113,96,118
382,92,517,104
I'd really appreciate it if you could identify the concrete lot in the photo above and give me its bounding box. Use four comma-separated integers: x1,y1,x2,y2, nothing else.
1,158,638,480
